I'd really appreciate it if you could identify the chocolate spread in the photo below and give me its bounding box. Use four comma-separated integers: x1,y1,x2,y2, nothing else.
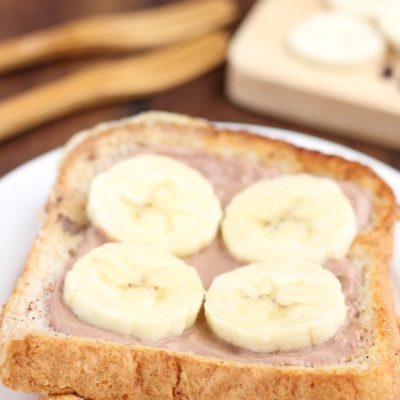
50,149,372,366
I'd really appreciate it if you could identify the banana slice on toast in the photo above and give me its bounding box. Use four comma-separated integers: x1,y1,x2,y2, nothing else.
64,243,205,341
88,154,223,257
205,260,347,352
222,174,357,264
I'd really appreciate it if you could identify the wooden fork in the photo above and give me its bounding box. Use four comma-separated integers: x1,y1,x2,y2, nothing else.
0,0,236,74
0,31,229,143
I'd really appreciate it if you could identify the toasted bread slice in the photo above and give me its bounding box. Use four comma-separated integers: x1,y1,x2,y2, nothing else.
1,112,399,400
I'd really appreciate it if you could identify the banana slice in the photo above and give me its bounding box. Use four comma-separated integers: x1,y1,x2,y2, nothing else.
325,0,399,19
87,154,222,257
377,2,400,54
63,242,204,341
288,11,385,66
221,174,357,264
205,260,347,352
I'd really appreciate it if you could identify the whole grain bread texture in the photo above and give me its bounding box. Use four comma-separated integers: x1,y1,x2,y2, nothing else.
1,111,399,400
40,396,81,400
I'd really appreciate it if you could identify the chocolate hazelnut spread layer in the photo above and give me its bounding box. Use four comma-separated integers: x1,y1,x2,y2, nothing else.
50,149,372,366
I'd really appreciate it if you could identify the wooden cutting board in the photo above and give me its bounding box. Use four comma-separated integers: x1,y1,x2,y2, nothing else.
226,0,400,149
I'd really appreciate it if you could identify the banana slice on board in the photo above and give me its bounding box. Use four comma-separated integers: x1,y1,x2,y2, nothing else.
377,2,400,54
325,0,399,19
63,242,205,341
222,174,357,264
288,11,385,66
205,260,347,353
87,154,223,257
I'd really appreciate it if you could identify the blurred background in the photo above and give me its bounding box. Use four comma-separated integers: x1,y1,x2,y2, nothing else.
0,0,399,177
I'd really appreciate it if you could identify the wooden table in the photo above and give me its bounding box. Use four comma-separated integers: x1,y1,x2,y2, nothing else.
1,0,400,178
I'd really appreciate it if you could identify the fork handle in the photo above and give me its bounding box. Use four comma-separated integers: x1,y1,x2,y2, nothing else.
0,71,102,142
0,28,70,74
0,0,236,74
0,31,228,142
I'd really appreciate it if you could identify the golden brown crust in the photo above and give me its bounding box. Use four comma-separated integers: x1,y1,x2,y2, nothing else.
40,397,81,400
1,112,399,400
8,333,399,400
41,318,400,400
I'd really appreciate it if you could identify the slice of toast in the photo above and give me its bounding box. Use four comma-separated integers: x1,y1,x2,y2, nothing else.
1,111,399,400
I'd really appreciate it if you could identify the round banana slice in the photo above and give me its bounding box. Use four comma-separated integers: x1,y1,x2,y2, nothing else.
222,174,357,264
325,0,399,19
287,11,385,66
63,242,205,341
87,154,222,257
377,2,400,54
205,260,347,352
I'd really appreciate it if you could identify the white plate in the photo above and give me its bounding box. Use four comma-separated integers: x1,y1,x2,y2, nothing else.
1,122,399,399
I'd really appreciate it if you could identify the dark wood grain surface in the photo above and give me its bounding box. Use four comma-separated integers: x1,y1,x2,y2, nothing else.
0,0,400,178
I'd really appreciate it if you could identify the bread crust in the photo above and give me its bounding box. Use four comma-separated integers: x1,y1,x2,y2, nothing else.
1,112,399,400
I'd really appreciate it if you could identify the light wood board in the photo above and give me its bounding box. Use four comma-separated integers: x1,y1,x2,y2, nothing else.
226,0,400,149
